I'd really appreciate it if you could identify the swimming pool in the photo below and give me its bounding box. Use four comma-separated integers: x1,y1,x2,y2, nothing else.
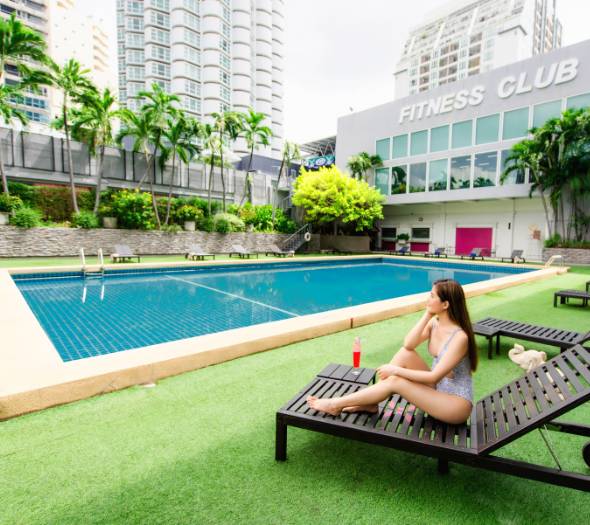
13,258,532,362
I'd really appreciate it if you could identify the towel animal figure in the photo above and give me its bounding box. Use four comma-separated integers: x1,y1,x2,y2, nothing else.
508,344,565,401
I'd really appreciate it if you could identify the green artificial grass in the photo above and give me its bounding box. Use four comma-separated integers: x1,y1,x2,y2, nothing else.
1,269,590,524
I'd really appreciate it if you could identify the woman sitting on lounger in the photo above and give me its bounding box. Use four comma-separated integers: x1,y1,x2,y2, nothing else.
307,279,478,424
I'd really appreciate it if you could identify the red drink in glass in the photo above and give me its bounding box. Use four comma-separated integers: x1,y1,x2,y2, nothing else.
352,337,361,368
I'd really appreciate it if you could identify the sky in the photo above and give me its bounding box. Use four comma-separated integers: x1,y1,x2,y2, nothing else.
83,0,589,144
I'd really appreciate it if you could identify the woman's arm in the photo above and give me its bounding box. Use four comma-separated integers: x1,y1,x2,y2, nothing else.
403,311,435,350
381,332,468,385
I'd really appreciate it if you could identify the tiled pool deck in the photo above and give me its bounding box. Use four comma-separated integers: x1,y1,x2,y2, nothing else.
0,255,566,419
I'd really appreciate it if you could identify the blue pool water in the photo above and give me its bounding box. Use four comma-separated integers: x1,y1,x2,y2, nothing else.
13,258,532,362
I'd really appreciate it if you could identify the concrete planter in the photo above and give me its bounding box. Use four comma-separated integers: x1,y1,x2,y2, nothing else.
102,217,117,229
183,221,196,231
543,247,590,265
0,212,9,226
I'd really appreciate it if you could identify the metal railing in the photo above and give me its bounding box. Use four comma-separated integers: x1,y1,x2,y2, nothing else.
283,223,311,253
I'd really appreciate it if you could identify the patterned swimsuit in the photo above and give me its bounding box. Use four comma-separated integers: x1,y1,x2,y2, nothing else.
430,321,473,404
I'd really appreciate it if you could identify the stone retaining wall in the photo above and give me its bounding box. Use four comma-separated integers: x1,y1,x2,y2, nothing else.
0,226,315,257
543,247,590,264
320,235,370,253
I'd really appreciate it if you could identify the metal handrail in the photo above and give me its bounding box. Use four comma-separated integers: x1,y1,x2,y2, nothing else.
283,223,311,253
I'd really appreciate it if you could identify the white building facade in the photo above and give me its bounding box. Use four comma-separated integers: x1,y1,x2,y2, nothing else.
336,40,590,262
116,0,285,157
394,0,562,99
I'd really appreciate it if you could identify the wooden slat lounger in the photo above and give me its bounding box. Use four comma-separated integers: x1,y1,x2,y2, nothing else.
276,346,590,492
473,317,590,359
554,290,590,308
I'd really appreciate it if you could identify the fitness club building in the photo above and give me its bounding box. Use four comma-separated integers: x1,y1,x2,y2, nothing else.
336,39,590,261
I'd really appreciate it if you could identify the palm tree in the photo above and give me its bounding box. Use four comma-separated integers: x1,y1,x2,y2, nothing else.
159,116,200,225
239,108,272,205
201,122,219,216
46,59,96,213
211,110,242,212
0,13,47,194
347,152,382,181
272,141,301,223
70,88,120,213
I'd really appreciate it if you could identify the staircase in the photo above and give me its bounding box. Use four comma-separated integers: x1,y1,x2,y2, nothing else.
283,224,311,253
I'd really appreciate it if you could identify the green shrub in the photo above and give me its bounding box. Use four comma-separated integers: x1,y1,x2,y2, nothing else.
162,223,183,234
11,207,42,228
0,193,23,212
7,182,36,206
35,186,73,221
71,210,99,229
238,203,257,225
544,234,561,248
175,204,203,223
253,204,274,231
214,212,245,233
198,216,214,232
110,190,155,230
188,197,219,217
275,213,297,234
77,190,96,211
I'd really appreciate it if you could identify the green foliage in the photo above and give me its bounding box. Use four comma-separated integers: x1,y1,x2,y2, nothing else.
0,193,23,212
10,206,41,228
110,190,155,230
213,212,245,233
198,216,214,232
237,203,257,225
76,189,96,211
175,204,203,223
35,186,75,221
71,210,99,229
162,223,183,234
253,204,274,231
397,233,410,241
7,182,36,205
544,233,590,249
292,166,384,232
346,152,383,180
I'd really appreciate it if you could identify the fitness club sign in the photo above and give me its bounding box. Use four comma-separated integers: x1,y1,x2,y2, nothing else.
398,58,579,124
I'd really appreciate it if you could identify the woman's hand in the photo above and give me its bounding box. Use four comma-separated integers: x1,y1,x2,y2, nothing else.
376,364,401,381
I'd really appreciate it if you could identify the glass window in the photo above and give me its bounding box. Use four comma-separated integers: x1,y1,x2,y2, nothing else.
533,100,562,128
430,125,449,152
410,130,428,156
473,151,497,187
566,93,590,110
452,120,472,148
428,159,448,191
376,138,390,161
500,150,526,184
409,162,427,193
411,227,430,240
476,114,499,144
450,155,471,189
392,134,408,158
375,168,389,195
382,227,397,240
502,107,529,140
391,166,407,194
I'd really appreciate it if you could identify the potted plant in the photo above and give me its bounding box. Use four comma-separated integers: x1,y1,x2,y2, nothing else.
175,205,203,231
98,203,117,229
396,233,410,246
0,194,23,225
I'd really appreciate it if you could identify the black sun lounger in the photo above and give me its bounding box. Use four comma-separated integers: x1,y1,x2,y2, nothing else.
473,317,590,359
276,345,590,492
554,290,590,308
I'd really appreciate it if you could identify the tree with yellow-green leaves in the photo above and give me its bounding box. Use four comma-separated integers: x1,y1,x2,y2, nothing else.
292,165,384,233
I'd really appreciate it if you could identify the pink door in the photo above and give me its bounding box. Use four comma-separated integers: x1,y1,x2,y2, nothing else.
455,227,493,256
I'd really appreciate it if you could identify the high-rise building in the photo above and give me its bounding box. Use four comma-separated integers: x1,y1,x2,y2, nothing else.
394,0,562,99
116,0,285,157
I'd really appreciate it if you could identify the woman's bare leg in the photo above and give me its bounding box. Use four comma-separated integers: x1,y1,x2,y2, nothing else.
342,347,432,413
308,375,472,424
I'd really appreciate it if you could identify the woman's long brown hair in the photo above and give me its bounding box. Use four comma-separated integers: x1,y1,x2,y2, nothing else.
433,279,478,372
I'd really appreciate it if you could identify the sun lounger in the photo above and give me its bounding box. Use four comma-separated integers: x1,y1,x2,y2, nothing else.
554,290,590,308
586,280,590,293
424,247,447,258
390,245,411,256
229,244,258,258
501,249,525,263
265,244,294,257
276,345,590,492
460,248,484,261
185,244,216,261
111,244,141,263
473,317,590,359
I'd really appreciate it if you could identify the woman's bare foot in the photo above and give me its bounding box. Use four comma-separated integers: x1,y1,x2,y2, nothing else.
306,395,342,416
342,404,378,414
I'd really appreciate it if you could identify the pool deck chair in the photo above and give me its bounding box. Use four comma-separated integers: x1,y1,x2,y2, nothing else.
424,247,448,258
265,244,294,257
501,249,525,263
229,244,258,258
473,317,590,359
460,248,484,261
185,244,216,261
111,244,141,263
275,345,590,492
391,246,411,256
554,290,590,308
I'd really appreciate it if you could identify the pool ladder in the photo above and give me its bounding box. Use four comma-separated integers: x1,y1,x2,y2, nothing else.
80,248,105,279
